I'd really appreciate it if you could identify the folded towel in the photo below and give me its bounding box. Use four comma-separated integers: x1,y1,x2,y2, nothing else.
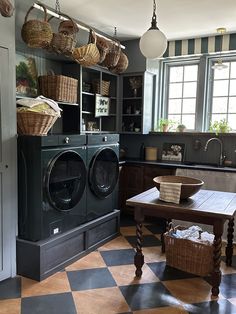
36,95,62,114
159,182,182,204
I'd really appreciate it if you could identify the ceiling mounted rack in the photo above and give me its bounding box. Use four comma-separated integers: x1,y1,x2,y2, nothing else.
33,1,125,49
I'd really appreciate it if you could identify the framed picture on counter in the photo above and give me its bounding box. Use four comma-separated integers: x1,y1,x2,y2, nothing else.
161,143,185,162
95,94,110,117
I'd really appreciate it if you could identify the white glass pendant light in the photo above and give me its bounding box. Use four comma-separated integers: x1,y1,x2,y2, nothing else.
139,0,167,59
212,28,228,71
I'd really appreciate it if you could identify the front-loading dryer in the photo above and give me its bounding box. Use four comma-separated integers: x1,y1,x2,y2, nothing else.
86,134,119,221
18,134,87,241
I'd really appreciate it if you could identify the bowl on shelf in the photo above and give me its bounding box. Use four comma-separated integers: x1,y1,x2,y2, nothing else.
153,175,204,199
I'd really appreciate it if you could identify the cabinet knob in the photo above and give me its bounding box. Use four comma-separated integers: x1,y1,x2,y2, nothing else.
103,136,108,142
65,137,70,144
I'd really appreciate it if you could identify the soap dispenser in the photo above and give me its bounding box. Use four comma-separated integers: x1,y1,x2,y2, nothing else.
139,143,145,160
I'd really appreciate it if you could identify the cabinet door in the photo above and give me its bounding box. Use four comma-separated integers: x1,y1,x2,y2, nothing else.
143,165,176,190
119,164,144,211
0,46,17,281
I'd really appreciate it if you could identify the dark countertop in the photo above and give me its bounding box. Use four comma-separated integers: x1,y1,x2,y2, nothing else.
119,158,236,173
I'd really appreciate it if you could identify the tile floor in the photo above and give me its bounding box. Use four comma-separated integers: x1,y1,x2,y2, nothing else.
1,215,236,314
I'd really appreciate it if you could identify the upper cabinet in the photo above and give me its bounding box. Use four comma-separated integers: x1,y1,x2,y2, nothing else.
120,72,155,134
62,63,119,133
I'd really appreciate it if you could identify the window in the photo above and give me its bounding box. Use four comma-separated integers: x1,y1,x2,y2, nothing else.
161,60,199,131
159,54,236,132
208,60,236,131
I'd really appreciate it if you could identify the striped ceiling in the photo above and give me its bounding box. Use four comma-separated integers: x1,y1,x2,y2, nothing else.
163,33,236,57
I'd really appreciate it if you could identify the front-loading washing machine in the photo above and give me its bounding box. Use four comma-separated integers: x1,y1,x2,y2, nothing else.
18,134,87,241
86,134,119,221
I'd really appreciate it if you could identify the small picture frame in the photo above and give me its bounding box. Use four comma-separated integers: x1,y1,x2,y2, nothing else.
95,94,110,117
161,143,185,162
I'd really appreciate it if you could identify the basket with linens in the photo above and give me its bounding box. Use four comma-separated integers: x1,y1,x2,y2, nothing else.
17,97,61,136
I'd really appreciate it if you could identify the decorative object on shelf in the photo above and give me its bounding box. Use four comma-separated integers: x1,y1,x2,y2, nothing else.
145,146,158,161
38,70,78,103
72,29,100,67
212,28,228,70
209,118,231,135
109,51,129,74
176,124,186,132
161,143,185,162
129,77,142,97
139,0,167,59
21,3,53,48
87,121,96,131
16,54,38,97
96,35,110,64
0,0,14,17
47,13,78,56
95,95,110,117
92,79,110,96
82,81,91,93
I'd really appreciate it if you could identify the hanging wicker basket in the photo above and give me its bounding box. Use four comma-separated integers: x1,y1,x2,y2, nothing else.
96,35,110,64
58,18,79,35
101,40,121,68
109,51,129,74
72,29,100,67
21,3,53,48
46,14,78,56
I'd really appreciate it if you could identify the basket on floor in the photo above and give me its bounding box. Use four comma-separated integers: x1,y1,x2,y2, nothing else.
164,225,214,276
21,3,53,48
38,71,78,103
17,111,58,136
92,79,110,96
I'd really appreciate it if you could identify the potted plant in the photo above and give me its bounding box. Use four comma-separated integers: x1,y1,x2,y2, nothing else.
157,118,175,132
176,124,186,132
209,119,231,135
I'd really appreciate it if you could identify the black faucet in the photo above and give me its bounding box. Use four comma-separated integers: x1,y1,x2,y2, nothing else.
204,137,226,166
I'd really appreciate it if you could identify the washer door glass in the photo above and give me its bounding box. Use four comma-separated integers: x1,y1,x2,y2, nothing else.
46,150,86,211
89,147,119,199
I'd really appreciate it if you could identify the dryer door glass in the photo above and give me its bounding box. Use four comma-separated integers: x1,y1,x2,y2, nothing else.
89,147,119,198
46,150,86,211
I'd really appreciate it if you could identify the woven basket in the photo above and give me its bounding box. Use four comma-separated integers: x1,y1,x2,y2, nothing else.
47,14,77,56
92,79,110,96
109,51,129,74
96,35,110,64
17,111,58,136
58,19,79,35
21,3,53,48
38,71,78,103
72,29,100,67
164,226,214,276
101,40,121,68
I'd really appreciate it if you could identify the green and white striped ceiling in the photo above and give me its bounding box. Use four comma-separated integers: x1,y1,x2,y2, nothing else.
163,33,236,57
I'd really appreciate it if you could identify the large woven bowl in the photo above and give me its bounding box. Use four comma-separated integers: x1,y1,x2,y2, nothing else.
153,176,204,199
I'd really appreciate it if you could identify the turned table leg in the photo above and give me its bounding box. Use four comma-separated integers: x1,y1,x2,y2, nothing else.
134,207,144,277
211,221,223,297
226,218,234,266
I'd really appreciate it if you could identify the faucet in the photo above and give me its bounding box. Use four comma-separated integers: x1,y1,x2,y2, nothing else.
204,137,225,166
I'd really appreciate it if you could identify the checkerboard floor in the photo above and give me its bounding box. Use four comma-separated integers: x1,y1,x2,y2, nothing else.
1,215,236,314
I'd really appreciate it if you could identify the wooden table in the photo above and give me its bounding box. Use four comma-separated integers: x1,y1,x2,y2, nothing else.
126,188,236,297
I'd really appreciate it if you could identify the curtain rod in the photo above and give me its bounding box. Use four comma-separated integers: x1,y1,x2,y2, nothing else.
33,2,125,49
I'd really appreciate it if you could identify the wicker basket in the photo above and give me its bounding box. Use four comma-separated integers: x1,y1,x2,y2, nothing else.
17,111,58,136
21,3,53,48
101,40,121,68
92,79,110,96
72,29,100,67
47,14,77,56
109,51,129,74
164,226,214,276
96,35,110,64
38,71,78,103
